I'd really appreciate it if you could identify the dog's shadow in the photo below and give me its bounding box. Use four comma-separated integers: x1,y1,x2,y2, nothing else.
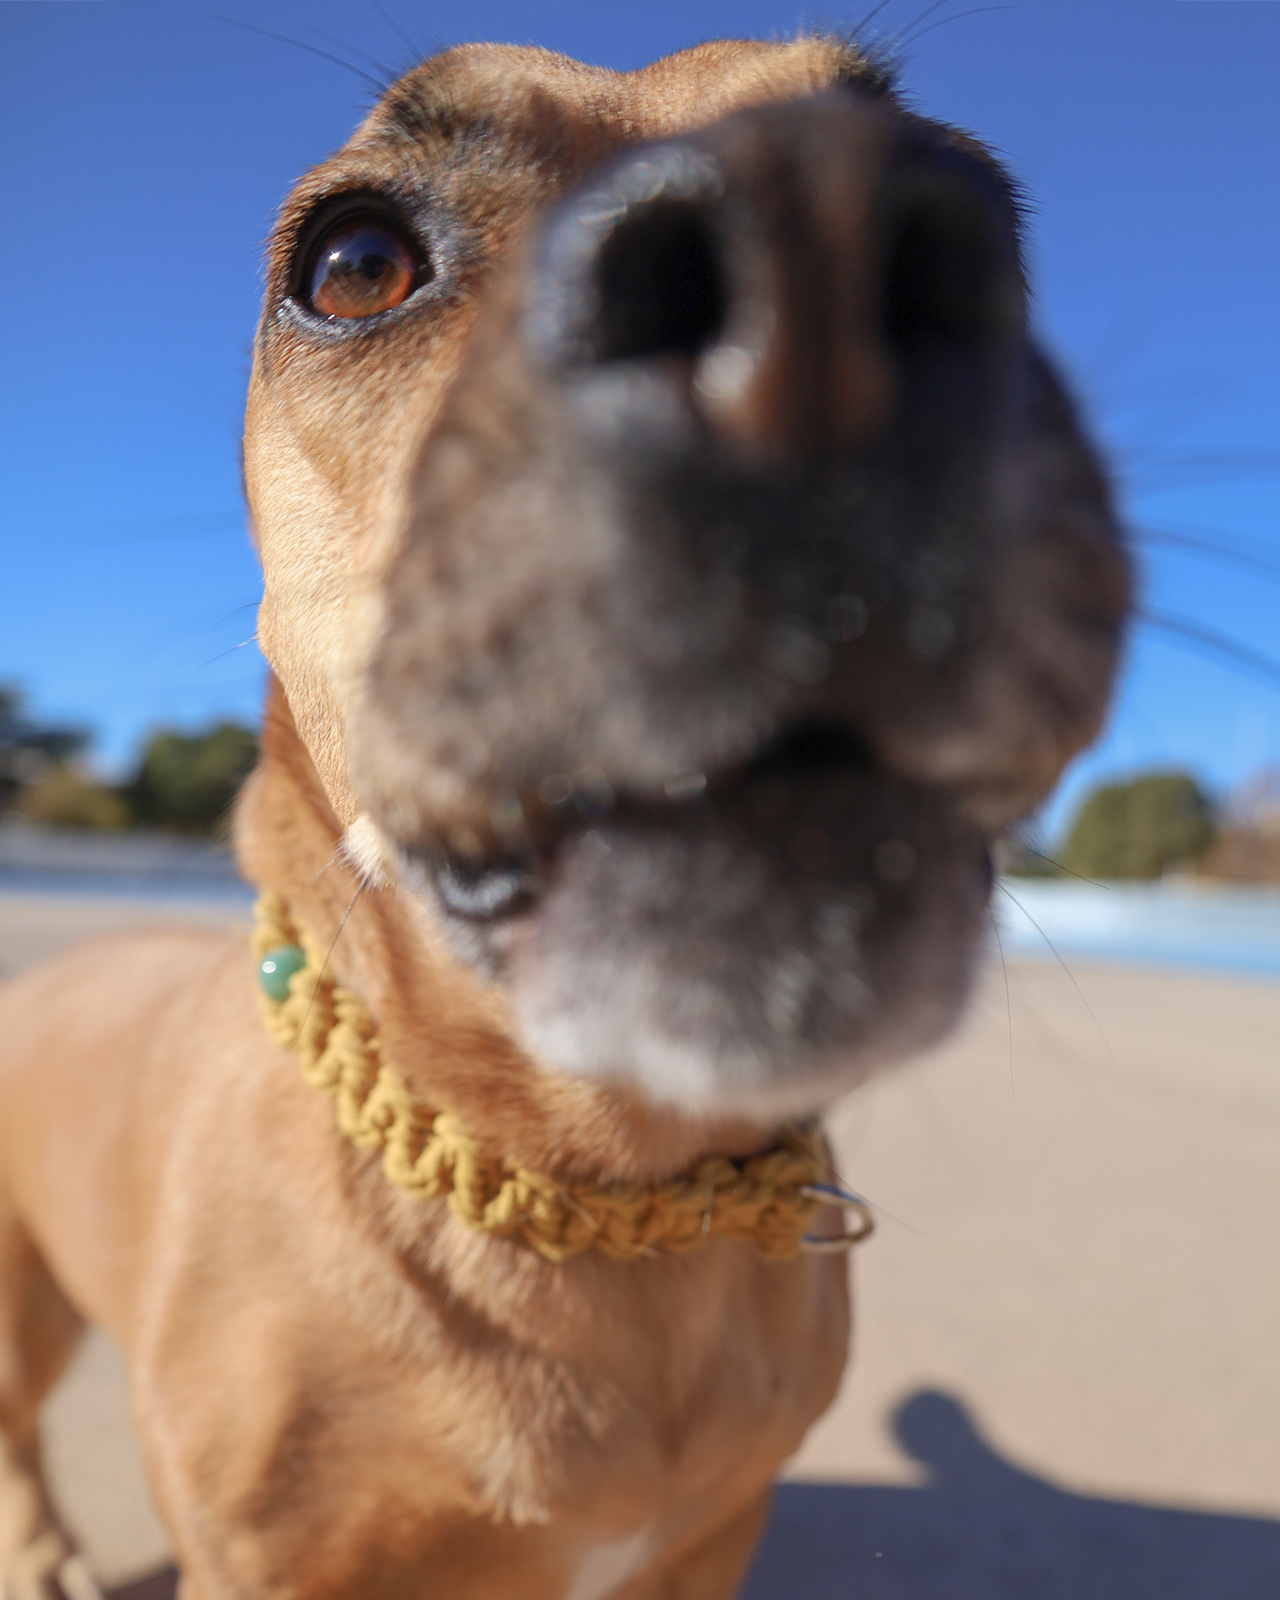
105,1389,1280,1600
740,1389,1280,1599
105,1577,177,1600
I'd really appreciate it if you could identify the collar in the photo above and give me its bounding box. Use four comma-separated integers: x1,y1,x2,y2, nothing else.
252,893,872,1263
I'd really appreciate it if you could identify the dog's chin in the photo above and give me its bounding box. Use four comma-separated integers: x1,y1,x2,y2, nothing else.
390,739,994,1119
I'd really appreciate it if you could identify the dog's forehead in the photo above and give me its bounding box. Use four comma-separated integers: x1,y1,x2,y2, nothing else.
283,38,882,209
358,37,885,148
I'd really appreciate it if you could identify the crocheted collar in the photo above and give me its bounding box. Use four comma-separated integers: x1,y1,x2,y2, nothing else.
252,894,873,1264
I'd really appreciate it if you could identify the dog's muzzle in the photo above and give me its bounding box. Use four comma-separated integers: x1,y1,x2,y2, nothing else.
349,90,1127,1115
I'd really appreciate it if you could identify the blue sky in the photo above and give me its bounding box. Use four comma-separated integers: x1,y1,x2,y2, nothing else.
2,0,1277,839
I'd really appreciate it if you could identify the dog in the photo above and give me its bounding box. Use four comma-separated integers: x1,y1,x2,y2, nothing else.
0,35,1128,1600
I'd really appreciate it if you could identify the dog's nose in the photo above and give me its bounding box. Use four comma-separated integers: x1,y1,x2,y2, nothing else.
527,93,1024,459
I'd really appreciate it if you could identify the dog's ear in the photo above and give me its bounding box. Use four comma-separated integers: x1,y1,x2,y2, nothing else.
258,676,333,812
236,674,344,892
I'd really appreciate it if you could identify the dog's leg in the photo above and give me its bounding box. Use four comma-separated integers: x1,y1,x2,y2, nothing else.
0,1193,95,1600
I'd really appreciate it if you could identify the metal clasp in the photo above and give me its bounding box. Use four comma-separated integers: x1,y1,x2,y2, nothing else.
799,1182,875,1252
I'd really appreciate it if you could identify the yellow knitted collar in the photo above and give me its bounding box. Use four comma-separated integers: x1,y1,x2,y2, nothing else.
252,894,873,1264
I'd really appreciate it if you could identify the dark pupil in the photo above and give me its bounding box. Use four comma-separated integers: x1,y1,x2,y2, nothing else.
312,225,405,310
340,231,391,280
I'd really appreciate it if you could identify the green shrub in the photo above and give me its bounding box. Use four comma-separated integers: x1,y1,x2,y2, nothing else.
1060,772,1215,881
124,723,258,835
0,685,88,810
15,766,133,830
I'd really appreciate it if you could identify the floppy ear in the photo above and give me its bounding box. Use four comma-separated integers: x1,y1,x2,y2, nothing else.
235,674,345,892
241,379,364,827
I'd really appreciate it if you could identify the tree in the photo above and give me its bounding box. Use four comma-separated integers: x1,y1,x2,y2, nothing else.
123,723,259,835
15,766,132,830
1060,772,1215,881
0,686,88,810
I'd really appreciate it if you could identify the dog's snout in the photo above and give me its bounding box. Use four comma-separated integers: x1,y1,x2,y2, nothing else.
528,97,1024,462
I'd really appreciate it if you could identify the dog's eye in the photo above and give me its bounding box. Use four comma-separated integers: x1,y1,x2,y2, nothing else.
306,218,425,319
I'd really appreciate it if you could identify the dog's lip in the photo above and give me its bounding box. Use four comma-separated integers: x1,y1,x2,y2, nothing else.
413,719,878,924
431,856,539,920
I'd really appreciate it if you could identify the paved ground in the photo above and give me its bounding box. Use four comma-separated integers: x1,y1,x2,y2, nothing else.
0,890,245,979
5,890,1278,1597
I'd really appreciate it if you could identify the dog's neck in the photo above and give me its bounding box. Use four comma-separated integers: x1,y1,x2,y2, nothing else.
235,677,774,1187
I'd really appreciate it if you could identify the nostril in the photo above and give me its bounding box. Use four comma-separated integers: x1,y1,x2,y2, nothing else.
745,719,875,781
883,168,1016,353
590,200,729,363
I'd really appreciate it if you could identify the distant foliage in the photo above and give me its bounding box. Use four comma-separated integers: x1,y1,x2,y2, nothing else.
1060,772,1215,881
0,686,88,809
15,766,132,831
0,695,259,836
123,723,259,835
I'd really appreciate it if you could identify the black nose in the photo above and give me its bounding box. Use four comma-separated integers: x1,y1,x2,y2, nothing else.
526,141,732,368
526,93,1025,459
590,195,729,363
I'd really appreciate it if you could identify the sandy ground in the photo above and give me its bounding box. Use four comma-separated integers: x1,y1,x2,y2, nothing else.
3,889,1278,1598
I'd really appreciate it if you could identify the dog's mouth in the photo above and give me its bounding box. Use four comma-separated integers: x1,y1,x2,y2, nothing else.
420,720,875,920
394,719,991,1116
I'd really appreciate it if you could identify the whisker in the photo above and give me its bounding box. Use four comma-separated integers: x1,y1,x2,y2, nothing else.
884,0,952,51
849,1,899,42
1137,608,1280,690
1021,849,1113,889
1134,526,1280,587
308,26,399,87
895,4,1012,52
293,881,368,1050
307,850,343,883
204,634,259,666
817,1152,927,1237
214,601,263,628
215,16,388,93
364,0,425,63
1122,446,1280,493
997,883,1114,1064
989,907,1015,1100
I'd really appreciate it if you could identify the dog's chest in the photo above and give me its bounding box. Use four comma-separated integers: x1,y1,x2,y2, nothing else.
560,1527,662,1600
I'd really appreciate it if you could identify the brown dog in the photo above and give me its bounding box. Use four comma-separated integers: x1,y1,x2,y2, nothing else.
0,35,1128,1600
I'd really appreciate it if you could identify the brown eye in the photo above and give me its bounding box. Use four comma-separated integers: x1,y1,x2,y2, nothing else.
307,219,423,319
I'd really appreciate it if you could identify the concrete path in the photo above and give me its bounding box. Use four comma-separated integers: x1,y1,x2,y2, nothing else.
4,891,1277,1597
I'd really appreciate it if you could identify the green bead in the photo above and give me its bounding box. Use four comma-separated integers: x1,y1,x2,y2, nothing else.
258,944,306,1003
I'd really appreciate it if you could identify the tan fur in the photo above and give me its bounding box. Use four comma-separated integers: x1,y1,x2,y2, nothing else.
0,40,870,1600
0,34,1126,1599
